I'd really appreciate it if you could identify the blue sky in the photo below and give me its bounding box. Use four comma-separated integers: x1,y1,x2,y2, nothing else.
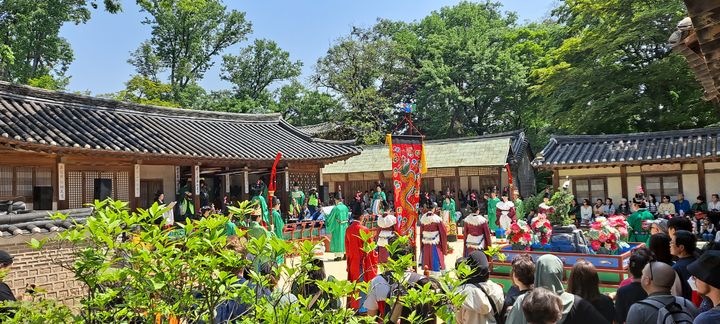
60,0,557,94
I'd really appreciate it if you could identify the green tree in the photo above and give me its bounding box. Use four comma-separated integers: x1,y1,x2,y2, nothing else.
136,0,252,101
0,0,121,88
531,0,719,136
276,80,343,126
313,27,397,144
221,38,302,101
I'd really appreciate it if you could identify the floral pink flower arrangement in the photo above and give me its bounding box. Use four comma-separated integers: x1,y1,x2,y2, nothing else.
530,213,553,245
587,216,630,254
507,220,533,250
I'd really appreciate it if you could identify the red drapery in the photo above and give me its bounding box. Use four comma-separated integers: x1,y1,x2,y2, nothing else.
389,135,424,247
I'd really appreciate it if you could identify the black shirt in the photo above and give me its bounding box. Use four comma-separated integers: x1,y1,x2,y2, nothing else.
614,281,647,323
0,282,15,302
501,286,529,321
565,295,610,324
589,294,615,324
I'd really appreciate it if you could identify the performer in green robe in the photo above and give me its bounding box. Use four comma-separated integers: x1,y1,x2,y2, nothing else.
289,182,305,217
487,191,500,231
513,190,525,221
443,194,458,242
371,185,386,215
271,198,285,239
628,201,654,244
251,186,269,226
325,196,349,260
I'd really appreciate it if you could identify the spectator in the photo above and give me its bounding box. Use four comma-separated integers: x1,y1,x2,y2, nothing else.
594,199,605,217
615,248,651,323
364,242,422,318
568,198,580,224
617,198,631,215
688,251,720,323
625,261,698,324
262,262,298,307
649,218,669,236
580,199,594,226
567,260,615,323
506,254,608,324
668,217,693,240
709,194,720,229
658,195,676,218
675,193,691,216
692,195,709,236
691,195,708,215
647,194,659,216
701,218,716,242
522,288,564,324
671,230,698,300
648,233,684,297
603,198,616,216
0,251,15,302
501,254,535,322
399,277,441,324
455,250,504,324
291,258,341,310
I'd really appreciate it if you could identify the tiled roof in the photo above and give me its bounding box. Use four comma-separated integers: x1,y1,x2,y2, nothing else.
323,131,527,174
533,128,720,167
0,82,360,162
296,122,337,136
0,208,92,237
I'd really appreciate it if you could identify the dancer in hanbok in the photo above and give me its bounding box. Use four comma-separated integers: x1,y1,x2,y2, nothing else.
371,185,386,215
463,207,492,257
442,194,458,241
495,193,516,230
375,211,397,264
420,208,448,272
538,193,555,215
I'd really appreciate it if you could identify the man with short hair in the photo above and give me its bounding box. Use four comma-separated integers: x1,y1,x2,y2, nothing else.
674,193,691,216
615,248,651,323
626,262,698,324
688,251,720,323
668,217,693,239
670,230,698,300
522,288,563,324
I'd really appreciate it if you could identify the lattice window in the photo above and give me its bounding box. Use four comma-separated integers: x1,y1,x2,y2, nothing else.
435,168,456,177
116,171,129,201
84,171,98,205
289,172,319,192
15,167,33,197
68,171,83,209
36,168,52,187
0,166,13,197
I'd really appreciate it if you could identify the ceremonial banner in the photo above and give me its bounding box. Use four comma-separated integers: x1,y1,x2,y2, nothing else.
387,134,426,247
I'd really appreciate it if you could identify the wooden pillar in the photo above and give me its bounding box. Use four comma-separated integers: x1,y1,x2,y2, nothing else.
698,160,706,197
552,170,559,190
54,157,64,210
131,162,140,210
243,166,249,201
620,166,628,199
192,164,200,211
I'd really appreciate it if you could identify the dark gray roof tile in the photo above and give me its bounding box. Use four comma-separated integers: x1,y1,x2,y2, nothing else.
534,127,720,166
0,82,360,162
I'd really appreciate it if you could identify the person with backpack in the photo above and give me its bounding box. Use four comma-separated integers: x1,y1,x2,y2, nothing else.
455,250,504,324
687,250,720,323
626,261,699,324
506,254,608,324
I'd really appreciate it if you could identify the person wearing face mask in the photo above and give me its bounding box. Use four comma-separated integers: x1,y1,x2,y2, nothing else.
687,251,720,324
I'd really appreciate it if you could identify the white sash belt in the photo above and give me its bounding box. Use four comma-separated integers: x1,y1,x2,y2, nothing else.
422,231,440,244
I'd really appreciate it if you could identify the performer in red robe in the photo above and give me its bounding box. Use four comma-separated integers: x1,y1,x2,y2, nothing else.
420,208,448,272
463,207,492,257
374,212,397,264
345,216,379,310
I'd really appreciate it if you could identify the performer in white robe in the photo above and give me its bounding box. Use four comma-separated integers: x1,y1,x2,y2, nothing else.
375,212,397,263
495,194,516,230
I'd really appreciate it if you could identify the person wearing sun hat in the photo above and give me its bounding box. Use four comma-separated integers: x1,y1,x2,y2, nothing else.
0,250,15,302
687,250,720,323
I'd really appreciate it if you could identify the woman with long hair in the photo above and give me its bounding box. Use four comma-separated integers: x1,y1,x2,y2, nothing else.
567,260,614,323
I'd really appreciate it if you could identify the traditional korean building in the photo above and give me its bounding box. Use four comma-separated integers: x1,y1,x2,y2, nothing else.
322,131,536,198
533,127,720,204
0,81,360,304
0,81,359,214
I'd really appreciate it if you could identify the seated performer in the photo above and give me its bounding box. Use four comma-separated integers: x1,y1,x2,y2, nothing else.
375,210,397,264
495,193,516,230
420,207,448,273
463,207,492,257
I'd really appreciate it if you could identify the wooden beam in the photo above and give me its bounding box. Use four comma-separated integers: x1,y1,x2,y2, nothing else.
699,159,707,197
620,166,628,199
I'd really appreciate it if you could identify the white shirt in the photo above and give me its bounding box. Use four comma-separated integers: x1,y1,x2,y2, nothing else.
455,281,504,324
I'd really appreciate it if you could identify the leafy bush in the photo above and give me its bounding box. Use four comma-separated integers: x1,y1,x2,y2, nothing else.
0,199,468,323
